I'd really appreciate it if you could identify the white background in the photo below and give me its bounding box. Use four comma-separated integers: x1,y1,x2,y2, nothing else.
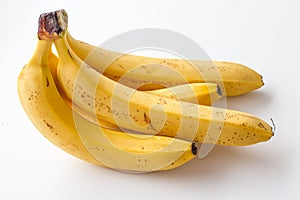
1,0,299,199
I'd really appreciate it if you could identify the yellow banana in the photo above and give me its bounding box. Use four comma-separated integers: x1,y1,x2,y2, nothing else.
48,49,221,133
49,50,221,132
145,83,221,106
53,26,273,146
18,38,197,172
67,33,263,96
48,48,120,130
49,47,222,106
48,51,221,106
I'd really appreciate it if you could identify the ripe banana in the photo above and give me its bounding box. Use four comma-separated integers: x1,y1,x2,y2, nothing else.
51,21,273,146
48,51,221,105
18,38,197,172
67,33,263,96
146,83,221,106
49,50,222,133
49,47,222,106
49,50,221,132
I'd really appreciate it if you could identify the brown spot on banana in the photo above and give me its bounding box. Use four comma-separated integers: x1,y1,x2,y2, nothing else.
143,112,151,124
45,76,49,87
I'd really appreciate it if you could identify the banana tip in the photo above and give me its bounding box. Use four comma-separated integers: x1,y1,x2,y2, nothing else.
270,118,276,135
260,74,265,87
217,85,223,96
192,143,197,155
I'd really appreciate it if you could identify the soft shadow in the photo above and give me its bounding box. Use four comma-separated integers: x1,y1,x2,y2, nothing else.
55,143,286,190
144,144,282,181
214,90,273,113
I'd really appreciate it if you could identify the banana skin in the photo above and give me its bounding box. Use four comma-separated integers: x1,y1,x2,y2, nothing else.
67,33,263,96
55,31,273,146
18,39,197,172
17,9,274,173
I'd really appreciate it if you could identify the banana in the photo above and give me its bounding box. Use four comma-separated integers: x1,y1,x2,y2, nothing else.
49,14,273,146
47,48,121,130
49,48,221,132
49,50,221,132
145,82,221,106
67,33,263,96
18,38,197,172
50,48,221,107
48,51,221,105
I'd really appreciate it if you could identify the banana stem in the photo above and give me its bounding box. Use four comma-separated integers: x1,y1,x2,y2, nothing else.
38,9,68,41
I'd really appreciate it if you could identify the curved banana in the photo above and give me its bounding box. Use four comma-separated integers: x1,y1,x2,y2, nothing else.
48,50,221,132
53,27,273,146
50,49,221,107
67,33,263,96
18,38,197,172
49,51,221,132
48,52,221,105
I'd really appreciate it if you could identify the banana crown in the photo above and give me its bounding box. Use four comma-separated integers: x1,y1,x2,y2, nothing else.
38,9,68,41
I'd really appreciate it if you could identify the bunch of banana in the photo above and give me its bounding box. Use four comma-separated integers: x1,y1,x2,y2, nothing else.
18,9,274,173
